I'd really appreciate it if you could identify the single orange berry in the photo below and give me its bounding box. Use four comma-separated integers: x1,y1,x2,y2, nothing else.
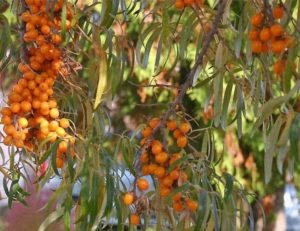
123,193,134,205
167,120,177,130
151,143,162,155
175,0,185,9
173,202,184,212
273,6,284,19
149,117,160,129
141,126,152,138
173,193,182,202
137,178,149,191
251,40,262,53
250,12,263,26
179,122,190,134
155,152,168,164
177,136,188,148
154,166,166,178
130,214,140,225
248,30,258,41
270,24,284,37
271,40,286,54
186,199,198,212
140,152,149,163
50,108,60,119
259,27,271,41
160,187,171,197
56,158,64,168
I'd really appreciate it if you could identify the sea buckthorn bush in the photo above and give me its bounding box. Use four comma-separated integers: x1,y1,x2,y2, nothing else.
0,0,300,230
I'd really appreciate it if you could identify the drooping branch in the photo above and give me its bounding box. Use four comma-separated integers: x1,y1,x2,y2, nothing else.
138,0,228,160
156,0,228,143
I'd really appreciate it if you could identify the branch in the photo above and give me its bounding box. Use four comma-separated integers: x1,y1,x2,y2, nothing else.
136,0,228,172
20,0,27,63
156,0,228,136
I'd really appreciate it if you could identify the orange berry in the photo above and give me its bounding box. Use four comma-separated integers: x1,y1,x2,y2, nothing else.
170,169,180,180
1,107,12,116
151,143,162,155
248,30,258,41
58,141,68,153
1,116,11,125
48,100,57,108
142,165,150,175
162,176,174,188
175,0,185,9
251,40,262,53
259,27,271,41
270,24,284,37
51,34,62,44
261,43,269,53
154,166,166,178
273,6,284,19
149,117,160,128
50,108,60,119
177,136,188,148
271,40,286,54
21,101,32,113
167,120,177,130
130,214,140,225
141,126,152,138
4,125,16,136
18,117,28,128
140,152,149,164
186,199,198,212
41,25,51,35
173,202,184,212
250,12,263,26
160,187,171,197
179,122,190,134
155,152,168,164
173,193,182,202
123,193,134,205
11,103,21,113
184,0,194,5
148,164,158,175
137,178,149,191
59,118,70,128
173,129,182,139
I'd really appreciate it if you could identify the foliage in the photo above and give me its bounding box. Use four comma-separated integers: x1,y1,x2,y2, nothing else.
0,0,300,230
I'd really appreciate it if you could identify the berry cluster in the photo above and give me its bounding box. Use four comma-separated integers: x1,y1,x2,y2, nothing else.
0,0,74,168
249,5,294,75
175,0,204,9
123,117,198,225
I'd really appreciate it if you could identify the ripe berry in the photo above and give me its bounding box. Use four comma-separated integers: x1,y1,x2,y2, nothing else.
270,24,284,37
175,0,185,9
137,178,149,191
177,136,188,148
167,120,177,130
123,193,134,205
250,13,263,26
259,28,271,41
179,122,190,134
248,30,258,41
160,187,171,197
273,6,284,19
251,40,262,53
130,214,140,225
186,199,198,212
149,117,160,128
173,202,184,212
141,126,152,138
